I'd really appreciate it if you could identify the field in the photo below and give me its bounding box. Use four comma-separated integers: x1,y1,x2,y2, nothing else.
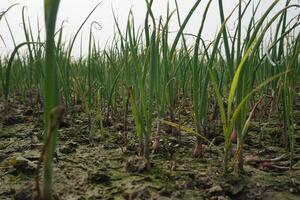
0,0,300,199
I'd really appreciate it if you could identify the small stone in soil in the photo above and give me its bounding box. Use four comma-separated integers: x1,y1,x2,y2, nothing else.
14,184,33,200
122,187,151,200
159,185,174,197
171,190,184,198
60,141,78,154
208,185,223,196
23,150,40,161
0,186,15,196
13,157,37,175
3,115,24,126
114,123,124,131
88,170,111,185
125,157,148,173
213,136,224,145
59,120,70,128
24,109,34,116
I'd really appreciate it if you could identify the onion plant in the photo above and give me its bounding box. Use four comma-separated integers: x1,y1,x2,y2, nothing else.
210,0,300,172
191,0,212,157
1,4,43,111
59,3,100,108
128,0,158,168
3,41,40,111
165,0,202,127
40,0,61,199
282,34,300,168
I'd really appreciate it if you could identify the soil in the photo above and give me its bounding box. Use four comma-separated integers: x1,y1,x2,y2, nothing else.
0,92,300,200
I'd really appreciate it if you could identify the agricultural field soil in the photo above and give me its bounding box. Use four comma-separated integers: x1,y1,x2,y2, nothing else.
1,92,300,200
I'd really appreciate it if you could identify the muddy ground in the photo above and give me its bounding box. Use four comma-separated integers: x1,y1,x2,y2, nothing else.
0,93,300,200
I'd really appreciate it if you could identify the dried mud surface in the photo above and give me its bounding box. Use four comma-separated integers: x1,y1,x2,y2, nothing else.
0,93,300,200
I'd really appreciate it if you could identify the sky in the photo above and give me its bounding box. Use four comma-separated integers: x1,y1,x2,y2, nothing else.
0,0,299,56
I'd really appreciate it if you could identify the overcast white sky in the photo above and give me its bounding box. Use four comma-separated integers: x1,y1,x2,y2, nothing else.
0,0,299,56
